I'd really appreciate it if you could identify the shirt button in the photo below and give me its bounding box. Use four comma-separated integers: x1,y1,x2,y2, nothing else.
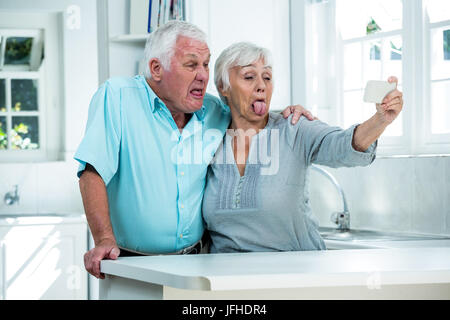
180,171,185,176
180,204,184,209
180,234,183,238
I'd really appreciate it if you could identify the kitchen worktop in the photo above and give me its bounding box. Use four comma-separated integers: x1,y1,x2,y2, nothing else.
0,213,86,226
100,247,450,299
324,239,450,250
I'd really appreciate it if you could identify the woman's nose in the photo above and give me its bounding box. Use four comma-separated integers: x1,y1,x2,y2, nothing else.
256,77,266,92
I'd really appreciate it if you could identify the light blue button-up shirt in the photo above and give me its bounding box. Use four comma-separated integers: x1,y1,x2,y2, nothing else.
74,75,230,254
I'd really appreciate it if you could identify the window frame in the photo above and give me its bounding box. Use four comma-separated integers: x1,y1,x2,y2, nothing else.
0,67,46,158
0,12,63,163
422,17,450,149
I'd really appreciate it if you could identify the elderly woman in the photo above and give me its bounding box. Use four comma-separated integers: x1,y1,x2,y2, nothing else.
202,42,403,253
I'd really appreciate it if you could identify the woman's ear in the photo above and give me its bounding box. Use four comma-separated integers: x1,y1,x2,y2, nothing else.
149,58,163,81
218,82,229,100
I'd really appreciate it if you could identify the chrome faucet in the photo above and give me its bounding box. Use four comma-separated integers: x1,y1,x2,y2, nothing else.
310,165,350,231
4,185,19,206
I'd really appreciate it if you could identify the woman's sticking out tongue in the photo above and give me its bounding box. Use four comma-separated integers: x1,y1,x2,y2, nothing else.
253,101,267,115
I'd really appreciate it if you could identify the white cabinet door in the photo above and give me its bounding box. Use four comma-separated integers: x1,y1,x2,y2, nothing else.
0,222,87,300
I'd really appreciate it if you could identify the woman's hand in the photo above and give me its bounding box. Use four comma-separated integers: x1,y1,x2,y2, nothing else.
375,76,403,125
281,104,318,124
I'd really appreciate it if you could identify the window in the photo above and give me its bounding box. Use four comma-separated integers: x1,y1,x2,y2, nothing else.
337,0,404,142
0,12,62,162
425,0,450,137
0,30,44,151
299,0,450,155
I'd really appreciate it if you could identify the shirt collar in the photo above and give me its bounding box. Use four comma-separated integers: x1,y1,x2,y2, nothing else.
193,105,206,121
139,75,159,113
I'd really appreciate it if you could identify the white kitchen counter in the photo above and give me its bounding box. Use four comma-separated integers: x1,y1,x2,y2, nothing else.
100,247,450,300
324,239,450,250
0,213,86,226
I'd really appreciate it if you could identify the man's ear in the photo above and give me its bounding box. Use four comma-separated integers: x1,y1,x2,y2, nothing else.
149,58,163,81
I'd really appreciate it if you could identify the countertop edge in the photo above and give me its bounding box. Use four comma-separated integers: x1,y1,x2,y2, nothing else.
100,259,211,291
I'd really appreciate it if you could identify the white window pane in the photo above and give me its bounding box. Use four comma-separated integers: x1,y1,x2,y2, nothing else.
424,0,450,24
336,0,402,40
431,80,450,134
431,27,450,80
343,90,364,128
382,113,403,137
383,37,403,81
343,43,362,90
363,41,382,84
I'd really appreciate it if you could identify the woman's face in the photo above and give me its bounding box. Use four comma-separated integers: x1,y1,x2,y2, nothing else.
221,58,273,123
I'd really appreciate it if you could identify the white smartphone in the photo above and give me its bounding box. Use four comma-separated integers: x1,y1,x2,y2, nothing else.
363,80,397,104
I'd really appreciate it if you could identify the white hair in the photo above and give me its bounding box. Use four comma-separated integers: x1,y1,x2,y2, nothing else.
214,42,273,104
143,20,208,79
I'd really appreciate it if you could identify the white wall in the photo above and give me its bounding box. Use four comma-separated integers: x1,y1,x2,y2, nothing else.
188,0,292,110
0,0,99,215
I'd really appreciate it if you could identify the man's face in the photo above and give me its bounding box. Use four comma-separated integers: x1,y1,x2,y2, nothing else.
160,36,210,114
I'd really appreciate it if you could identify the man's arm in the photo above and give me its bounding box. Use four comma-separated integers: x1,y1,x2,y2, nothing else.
79,164,120,279
281,104,316,123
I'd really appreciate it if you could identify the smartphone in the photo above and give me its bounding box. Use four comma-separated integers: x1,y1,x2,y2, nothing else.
363,80,397,104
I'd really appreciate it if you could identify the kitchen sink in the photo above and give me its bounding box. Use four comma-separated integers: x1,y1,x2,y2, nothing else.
319,226,450,242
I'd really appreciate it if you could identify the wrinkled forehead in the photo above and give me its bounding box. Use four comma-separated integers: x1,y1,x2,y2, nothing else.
174,36,210,58
236,59,272,72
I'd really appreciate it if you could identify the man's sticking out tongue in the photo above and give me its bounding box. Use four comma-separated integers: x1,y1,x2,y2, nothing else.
253,101,267,115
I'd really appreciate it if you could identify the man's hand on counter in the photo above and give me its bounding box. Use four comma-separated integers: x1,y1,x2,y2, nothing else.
84,238,120,279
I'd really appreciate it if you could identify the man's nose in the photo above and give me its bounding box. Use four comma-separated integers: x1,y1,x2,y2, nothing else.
195,66,209,82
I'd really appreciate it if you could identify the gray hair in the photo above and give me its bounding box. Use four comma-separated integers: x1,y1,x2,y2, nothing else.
214,42,273,104
143,20,208,79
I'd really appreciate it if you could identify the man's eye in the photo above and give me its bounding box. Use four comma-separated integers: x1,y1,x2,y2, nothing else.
265,77,271,81
245,76,254,80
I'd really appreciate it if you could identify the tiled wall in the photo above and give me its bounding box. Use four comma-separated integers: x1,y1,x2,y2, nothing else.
0,160,84,215
309,156,450,236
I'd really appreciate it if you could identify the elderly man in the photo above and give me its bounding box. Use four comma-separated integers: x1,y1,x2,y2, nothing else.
75,21,313,279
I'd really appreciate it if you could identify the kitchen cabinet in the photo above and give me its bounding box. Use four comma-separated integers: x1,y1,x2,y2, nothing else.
0,214,87,300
